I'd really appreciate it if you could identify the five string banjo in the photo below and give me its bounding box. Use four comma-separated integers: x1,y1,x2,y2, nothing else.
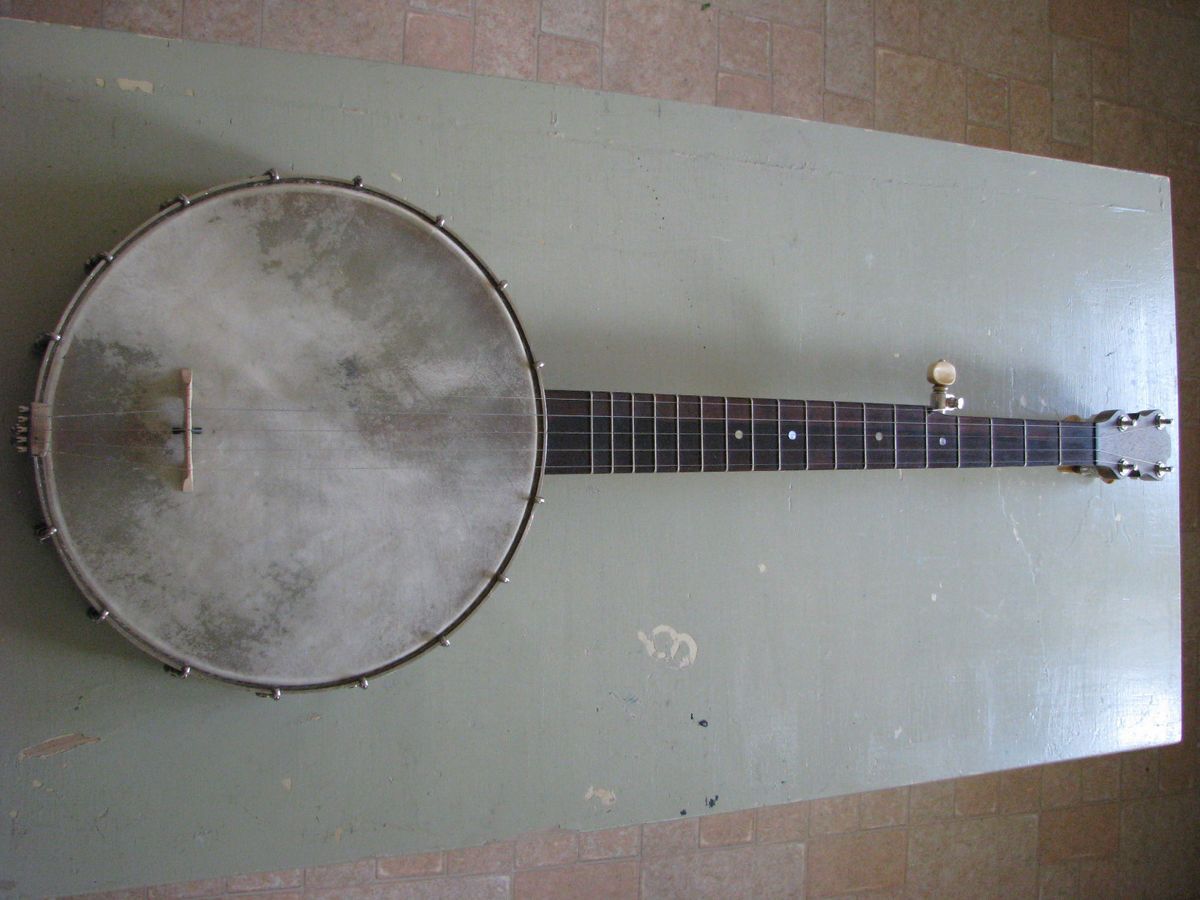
13,173,1174,696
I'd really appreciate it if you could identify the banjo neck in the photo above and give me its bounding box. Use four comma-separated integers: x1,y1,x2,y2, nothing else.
543,389,1172,480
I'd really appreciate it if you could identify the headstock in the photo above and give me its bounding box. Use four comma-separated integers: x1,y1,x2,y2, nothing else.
1092,409,1174,481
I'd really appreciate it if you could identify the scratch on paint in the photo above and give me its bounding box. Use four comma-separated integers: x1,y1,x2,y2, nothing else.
997,483,1036,582
584,786,617,808
637,625,698,668
116,77,154,94
19,733,100,760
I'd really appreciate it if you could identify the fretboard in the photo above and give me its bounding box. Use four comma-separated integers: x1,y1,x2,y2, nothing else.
544,390,1094,475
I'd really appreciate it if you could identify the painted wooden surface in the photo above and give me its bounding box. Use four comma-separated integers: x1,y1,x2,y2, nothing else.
0,20,1180,896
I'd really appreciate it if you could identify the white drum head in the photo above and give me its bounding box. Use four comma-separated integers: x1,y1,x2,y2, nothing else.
34,177,543,690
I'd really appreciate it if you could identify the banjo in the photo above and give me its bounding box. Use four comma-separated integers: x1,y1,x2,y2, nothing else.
13,173,1175,697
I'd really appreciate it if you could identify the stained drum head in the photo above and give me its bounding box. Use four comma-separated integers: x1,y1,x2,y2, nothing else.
34,177,543,690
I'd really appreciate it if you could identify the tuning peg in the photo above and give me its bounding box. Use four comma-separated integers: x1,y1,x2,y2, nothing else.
1155,414,1173,430
927,359,965,413
1154,462,1173,478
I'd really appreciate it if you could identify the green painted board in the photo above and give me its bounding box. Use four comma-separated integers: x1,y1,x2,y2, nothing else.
0,20,1180,896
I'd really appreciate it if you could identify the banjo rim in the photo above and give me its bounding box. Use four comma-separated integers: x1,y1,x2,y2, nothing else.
31,172,547,694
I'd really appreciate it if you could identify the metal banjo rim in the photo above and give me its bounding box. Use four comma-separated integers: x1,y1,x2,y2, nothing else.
31,171,548,694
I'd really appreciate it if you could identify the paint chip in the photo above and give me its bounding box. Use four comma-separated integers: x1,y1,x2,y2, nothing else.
282,777,293,792
116,77,154,94
584,785,617,808
757,563,767,574
636,625,698,668
185,88,195,97
19,733,100,760
95,77,105,87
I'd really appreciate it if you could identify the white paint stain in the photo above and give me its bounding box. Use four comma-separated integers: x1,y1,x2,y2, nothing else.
281,777,293,792
637,625,698,668
94,77,105,87
757,562,767,574
584,786,617,808
931,593,937,603
1115,512,1122,522
116,77,154,94
390,172,404,183
894,726,903,739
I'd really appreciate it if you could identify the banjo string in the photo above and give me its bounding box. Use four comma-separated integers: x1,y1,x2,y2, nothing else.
46,446,1164,468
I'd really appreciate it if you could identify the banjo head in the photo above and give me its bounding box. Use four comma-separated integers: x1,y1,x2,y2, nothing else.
33,176,544,691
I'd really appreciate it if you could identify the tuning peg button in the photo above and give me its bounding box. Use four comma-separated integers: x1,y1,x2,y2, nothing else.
927,359,957,387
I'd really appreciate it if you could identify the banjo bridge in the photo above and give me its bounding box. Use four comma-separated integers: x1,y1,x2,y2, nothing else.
179,368,194,493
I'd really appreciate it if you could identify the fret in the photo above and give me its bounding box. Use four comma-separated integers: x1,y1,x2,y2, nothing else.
1022,420,1028,467
991,417,1025,466
892,403,899,469
612,391,634,473
1060,419,1094,467
927,412,957,469
592,391,613,474
655,393,679,473
779,399,806,470
834,401,866,470
807,400,835,470
701,396,727,472
958,416,991,468
652,395,659,473
678,395,702,472
724,397,730,472
1027,422,1059,467
676,395,682,472
727,397,753,471
544,390,592,474
895,405,926,469
753,398,780,471
588,392,595,475
865,403,896,469
633,393,655,472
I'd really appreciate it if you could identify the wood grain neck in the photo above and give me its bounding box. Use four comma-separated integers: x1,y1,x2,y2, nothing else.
543,390,1095,475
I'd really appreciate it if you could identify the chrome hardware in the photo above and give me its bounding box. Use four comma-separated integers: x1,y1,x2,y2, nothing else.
352,176,364,188
264,168,281,182
18,405,29,413
438,636,450,647
13,425,27,436
357,677,369,689
498,280,509,291
165,664,191,678
1117,414,1134,431
87,607,109,622
1155,415,1173,429
84,253,113,273
159,194,190,211
1154,462,1173,478
34,332,63,353
36,524,57,542
435,215,446,228
16,416,28,425
927,359,965,413
260,688,282,701
535,361,546,370
535,496,546,504
498,575,511,584
1116,458,1136,478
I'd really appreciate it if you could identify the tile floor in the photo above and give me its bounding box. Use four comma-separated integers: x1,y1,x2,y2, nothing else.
4,0,1196,896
